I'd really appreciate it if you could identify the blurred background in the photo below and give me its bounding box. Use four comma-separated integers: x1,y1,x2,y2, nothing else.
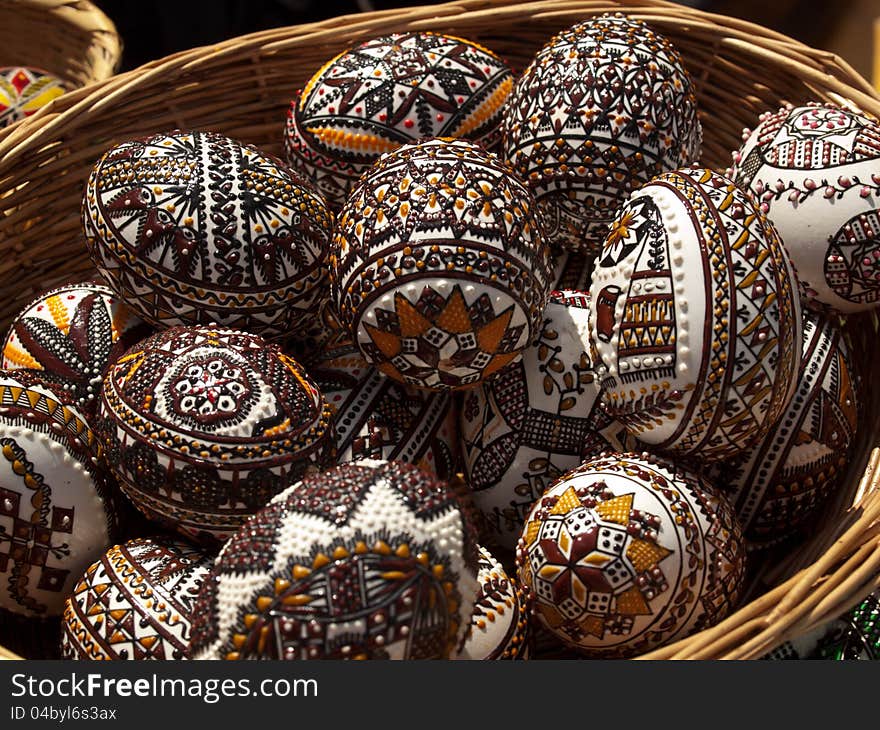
93,0,879,87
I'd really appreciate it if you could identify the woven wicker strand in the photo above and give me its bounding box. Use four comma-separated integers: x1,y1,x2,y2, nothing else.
0,0,878,660
0,0,121,89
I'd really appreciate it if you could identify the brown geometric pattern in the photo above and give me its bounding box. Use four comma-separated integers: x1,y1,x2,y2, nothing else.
187,460,480,660
516,453,746,657
284,32,513,208
331,137,553,390
61,537,212,660
713,311,860,546
310,332,459,479
97,324,334,545
2,282,152,415
82,130,333,338
663,168,800,460
502,14,701,253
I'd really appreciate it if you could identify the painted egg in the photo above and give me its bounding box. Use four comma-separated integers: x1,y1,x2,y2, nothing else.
2,281,152,416
710,310,859,547
0,66,66,128
82,130,333,338
187,459,480,660
728,103,880,313
455,545,528,660
516,451,746,657
283,32,514,209
460,290,613,550
61,535,211,660
0,370,118,618
331,136,553,390
309,330,460,480
96,324,334,547
502,13,701,254
588,166,802,462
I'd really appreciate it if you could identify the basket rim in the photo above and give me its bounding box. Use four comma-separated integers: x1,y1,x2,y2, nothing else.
1,0,879,161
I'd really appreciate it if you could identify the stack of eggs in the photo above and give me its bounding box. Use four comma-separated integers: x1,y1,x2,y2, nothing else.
0,12,874,662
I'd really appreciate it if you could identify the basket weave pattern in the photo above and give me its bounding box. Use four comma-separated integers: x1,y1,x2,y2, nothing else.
0,0,121,89
0,0,878,660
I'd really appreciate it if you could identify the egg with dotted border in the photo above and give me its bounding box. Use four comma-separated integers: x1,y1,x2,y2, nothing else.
2,281,152,416
729,102,880,314
83,130,334,339
61,535,212,660
588,166,802,462
96,324,335,547
284,31,514,209
330,136,553,391
187,459,480,660
516,451,746,657
502,13,702,254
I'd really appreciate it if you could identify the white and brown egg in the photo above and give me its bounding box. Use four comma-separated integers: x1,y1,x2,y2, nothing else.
516,451,746,658
187,460,480,660
502,13,702,255
0,370,120,619
61,535,212,660
588,166,802,463
455,545,529,660
1,281,152,416
729,102,880,315
284,31,515,209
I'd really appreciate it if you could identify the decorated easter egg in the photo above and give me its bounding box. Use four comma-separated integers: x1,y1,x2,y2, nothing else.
82,130,333,338
588,166,802,462
0,370,118,618
455,545,529,660
760,617,849,660
729,103,880,313
309,330,460,479
502,13,701,253
711,310,859,547
331,137,553,390
61,535,211,660
283,32,514,209
2,281,152,415
460,290,615,550
187,459,480,660
516,452,746,657
0,66,66,128
96,324,334,546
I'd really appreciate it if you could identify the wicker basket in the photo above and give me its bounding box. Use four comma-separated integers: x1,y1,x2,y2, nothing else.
0,0,878,661
0,0,121,90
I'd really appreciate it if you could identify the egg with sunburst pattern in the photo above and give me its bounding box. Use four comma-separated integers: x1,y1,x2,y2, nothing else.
516,451,745,657
330,137,553,391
